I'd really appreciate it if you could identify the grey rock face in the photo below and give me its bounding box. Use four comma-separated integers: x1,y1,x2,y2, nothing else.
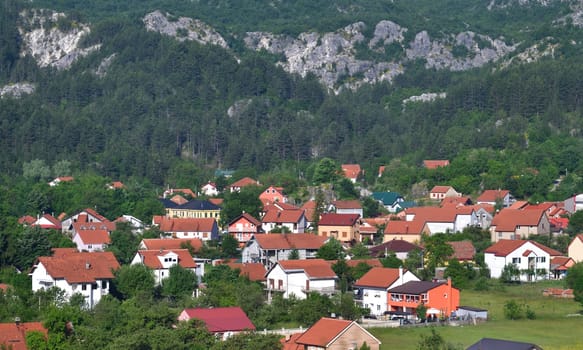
0,83,35,99
143,10,228,48
369,20,407,49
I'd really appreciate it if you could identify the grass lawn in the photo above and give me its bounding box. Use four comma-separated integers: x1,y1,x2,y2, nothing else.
368,280,583,350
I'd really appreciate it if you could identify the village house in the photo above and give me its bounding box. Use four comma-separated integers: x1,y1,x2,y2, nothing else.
106,181,124,190
341,164,362,183
200,181,219,196
158,217,219,241
423,160,450,169
329,200,364,217
568,234,583,262
383,219,425,244
0,321,47,350
387,278,459,321
25,213,62,230
225,262,267,282
369,239,422,260
404,206,479,235
317,213,361,243
489,208,550,242
550,256,575,279
259,185,288,206
353,267,421,316
163,188,196,199
178,307,255,340
261,206,307,233
48,176,74,187
227,213,263,246
138,237,203,252
429,186,462,201
131,249,198,286
476,189,515,208
30,251,120,309
228,177,260,193
371,192,405,213
484,239,563,281
114,215,145,234
72,228,110,252
61,208,114,234
242,233,327,269
285,317,381,350
265,259,337,300
159,198,221,222
447,240,476,263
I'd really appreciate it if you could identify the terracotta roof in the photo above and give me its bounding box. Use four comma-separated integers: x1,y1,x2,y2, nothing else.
281,333,303,350
343,259,383,268
170,195,188,205
36,252,119,284
208,198,223,206
75,229,110,245
295,318,353,346
318,213,360,226
341,164,361,180
508,200,529,209
484,239,563,257
277,259,337,279
423,160,449,169
109,181,124,189
354,267,404,288
229,177,259,188
18,215,36,225
159,217,217,233
476,189,510,203
332,200,362,209
440,197,472,207
180,307,255,332
226,262,267,281
378,165,386,177
490,208,546,231
369,240,421,257
51,248,78,257
447,240,475,261
430,186,453,193
0,322,47,350
383,219,425,235
229,213,262,227
140,238,202,251
72,220,115,233
254,233,327,250
262,208,305,224
33,214,62,230
551,256,573,270
264,202,299,211
81,208,109,222
0,283,11,292
135,249,196,269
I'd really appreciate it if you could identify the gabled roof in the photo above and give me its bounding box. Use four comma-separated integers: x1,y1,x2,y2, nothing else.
35,252,119,284
75,229,110,245
180,307,255,333
484,239,563,257
477,189,510,203
466,338,542,350
430,185,454,193
295,317,380,347
372,192,402,206
262,208,305,224
229,212,261,227
332,200,362,209
318,213,360,226
550,256,574,270
447,240,475,261
18,215,36,225
281,333,304,350
423,160,449,169
159,217,217,232
383,219,425,235
140,238,202,251
369,239,422,257
354,267,404,289
0,322,47,350
253,233,326,250
276,259,337,279
301,200,317,222
229,177,259,188
490,209,546,231
341,164,361,180
441,197,472,208
33,214,62,230
135,249,196,269
388,280,445,294
226,262,267,281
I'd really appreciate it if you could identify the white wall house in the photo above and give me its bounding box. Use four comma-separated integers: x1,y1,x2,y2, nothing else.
30,251,119,309
265,259,337,300
242,233,326,269
131,249,198,286
484,240,563,282
72,229,110,252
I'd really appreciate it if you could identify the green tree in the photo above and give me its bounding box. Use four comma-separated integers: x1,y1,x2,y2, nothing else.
381,252,403,268
22,159,51,181
107,222,140,265
422,234,454,272
113,264,155,299
317,238,345,260
567,210,583,235
349,243,371,259
212,332,282,350
288,249,299,260
503,300,523,320
500,263,520,283
162,264,197,299
417,328,445,350
219,187,263,227
221,234,240,258
14,227,52,271
26,330,48,350
566,262,583,307
312,158,340,184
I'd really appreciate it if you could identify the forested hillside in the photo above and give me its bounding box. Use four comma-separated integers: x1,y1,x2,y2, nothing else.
0,0,583,199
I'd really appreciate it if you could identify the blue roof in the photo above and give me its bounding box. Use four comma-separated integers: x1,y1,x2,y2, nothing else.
372,192,403,205
159,199,221,210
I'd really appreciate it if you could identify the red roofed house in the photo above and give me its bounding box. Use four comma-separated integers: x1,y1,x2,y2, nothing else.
383,219,426,244
163,188,196,199
0,321,47,350
369,239,422,260
330,200,363,217
48,176,74,187
226,262,267,282
378,165,386,178
447,240,476,263
262,207,307,233
259,185,288,206
30,214,62,230
178,307,255,340
550,256,575,279
107,181,125,190
387,279,460,320
476,189,515,208
317,213,361,243
265,259,337,299
158,217,219,241
228,213,263,246
341,164,362,183
423,160,449,169
61,208,113,234
429,186,461,201
489,208,550,242
353,267,420,316
30,251,120,308
72,228,110,252
138,238,203,252
228,177,260,193
242,233,327,269
131,249,198,285
293,317,381,350
484,240,563,281
568,234,583,263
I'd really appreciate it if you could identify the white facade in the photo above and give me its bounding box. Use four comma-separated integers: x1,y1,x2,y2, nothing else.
485,242,552,281
357,271,420,316
31,262,112,308
131,251,197,285
71,234,107,252
241,238,318,268
265,265,336,300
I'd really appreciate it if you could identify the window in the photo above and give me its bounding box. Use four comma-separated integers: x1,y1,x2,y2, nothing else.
342,232,347,238
101,280,107,289
512,257,521,264
536,257,546,263
81,284,87,291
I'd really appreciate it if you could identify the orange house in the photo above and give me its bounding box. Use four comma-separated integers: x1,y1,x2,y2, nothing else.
387,279,459,320
259,186,288,206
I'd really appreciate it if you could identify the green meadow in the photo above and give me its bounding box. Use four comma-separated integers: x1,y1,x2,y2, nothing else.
369,281,583,350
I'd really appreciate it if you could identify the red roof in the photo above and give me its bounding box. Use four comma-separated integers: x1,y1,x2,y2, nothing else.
430,186,454,193
135,249,196,269
229,177,259,188
477,189,510,203
378,165,386,177
109,181,124,189
33,214,62,230
254,233,327,250
226,262,267,281
0,322,47,350
179,307,255,333
140,238,202,251
209,198,223,206
36,252,119,284
277,259,337,279
318,213,360,226
490,208,546,231
18,215,36,225
295,318,353,346
72,220,115,233
229,213,261,227
423,160,449,169
281,333,304,350
354,267,404,288
341,164,361,180
75,229,110,245
383,219,425,235
484,239,563,257
332,200,362,209
159,217,216,233
447,240,475,261
262,208,305,224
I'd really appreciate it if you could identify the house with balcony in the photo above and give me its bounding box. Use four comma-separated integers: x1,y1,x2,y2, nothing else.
387,278,459,320
353,267,420,316
228,213,263,246
30,251,120,309
242,233,327,269
265,259,337,300
131,249,198,285
317,213,361,244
